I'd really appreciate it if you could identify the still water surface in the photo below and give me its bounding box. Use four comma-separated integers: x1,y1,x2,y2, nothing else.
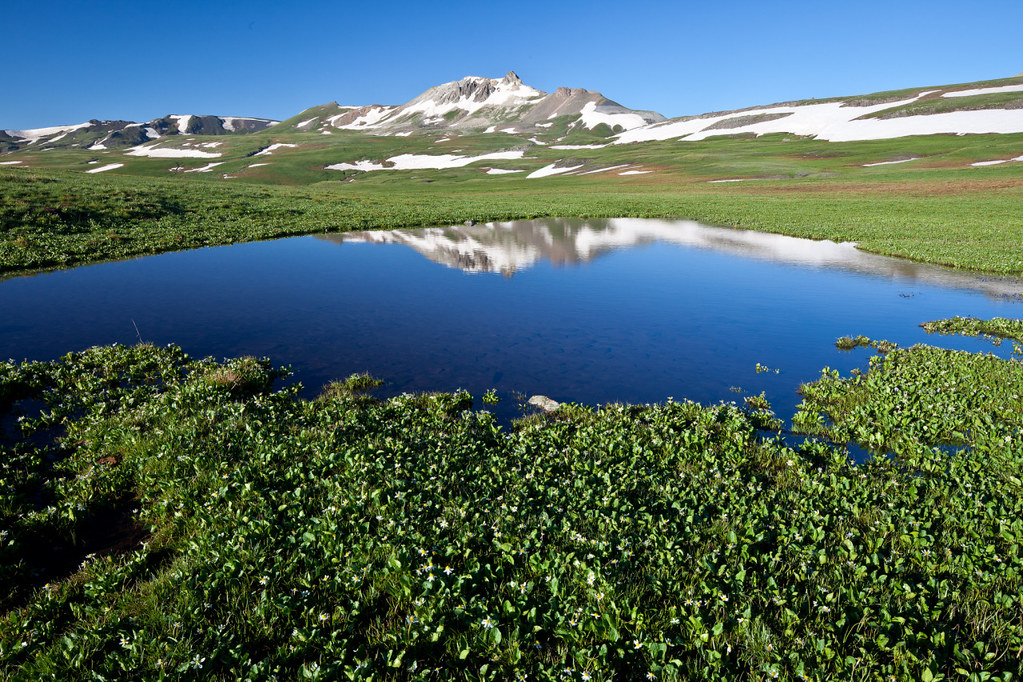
2,218,1021,424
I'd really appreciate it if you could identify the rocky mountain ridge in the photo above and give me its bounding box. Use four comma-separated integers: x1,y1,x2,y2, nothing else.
1,114,278,153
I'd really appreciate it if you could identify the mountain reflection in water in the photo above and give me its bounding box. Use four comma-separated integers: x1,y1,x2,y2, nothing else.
319,218,1023,298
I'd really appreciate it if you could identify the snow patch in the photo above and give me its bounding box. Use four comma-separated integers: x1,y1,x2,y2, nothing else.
184,162,225,173
253,143,297,156
394,131,413,137
297,117,318,128
526,163,583,179
971,159,1008,166
708,178,748,183
863,157,920,167
326,150,527,173
87,143,107,151
126,144,222,158
943,84,1023,98
619,170,652,175
222,116,277,132
170,115,193,134
0,160,23,165
247,163,271,168
85,163,124,174
578,101,649,131
486,168,523,175
615,91,1023,144
326,160,388,172
577,164,634,175
6,122,91,144
330,106,395,129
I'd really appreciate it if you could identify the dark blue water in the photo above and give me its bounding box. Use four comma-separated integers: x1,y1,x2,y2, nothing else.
2,218,1020,425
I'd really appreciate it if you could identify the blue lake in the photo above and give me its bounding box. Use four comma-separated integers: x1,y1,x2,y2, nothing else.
2,218,1021,424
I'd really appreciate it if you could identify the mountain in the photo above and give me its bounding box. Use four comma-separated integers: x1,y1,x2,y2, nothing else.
286,71,665,136
1,114,277,153
2,72,1022,178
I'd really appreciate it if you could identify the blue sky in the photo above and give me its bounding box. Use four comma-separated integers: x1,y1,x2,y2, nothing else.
5,0,1022,130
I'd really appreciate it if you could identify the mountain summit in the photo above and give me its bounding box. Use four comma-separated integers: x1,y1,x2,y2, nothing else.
291,72,666,136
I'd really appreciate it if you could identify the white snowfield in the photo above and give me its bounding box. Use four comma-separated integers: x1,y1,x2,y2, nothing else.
126,144,222,159
170,114,193,134
943,84,1023,97
254,143,297,156
326,150,526,173
330,106,396,129
970,156,1023,166
222,116,277,132
526,163,583,179
577,164,635,175
862,157,920,167
184,162,225,173
578,101,650,131
5,122,91,144
0,160,23,165
85,163,124,174
614,88,1023,144
485,168,523,174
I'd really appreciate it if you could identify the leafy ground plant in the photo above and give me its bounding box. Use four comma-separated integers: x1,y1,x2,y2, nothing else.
1,341,1021,680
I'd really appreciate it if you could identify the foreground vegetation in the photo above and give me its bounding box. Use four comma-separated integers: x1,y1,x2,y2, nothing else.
2,319,1021,680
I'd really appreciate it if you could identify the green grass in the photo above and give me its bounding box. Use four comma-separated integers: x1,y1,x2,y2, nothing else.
3,127,1023,280
861,91,1023,120
1,340,1021,680
921,316,1023,347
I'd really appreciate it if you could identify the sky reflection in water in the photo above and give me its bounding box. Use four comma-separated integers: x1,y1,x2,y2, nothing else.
2,218,1021,426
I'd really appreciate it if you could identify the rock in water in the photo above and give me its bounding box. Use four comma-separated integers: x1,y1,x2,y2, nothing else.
527,395,560,412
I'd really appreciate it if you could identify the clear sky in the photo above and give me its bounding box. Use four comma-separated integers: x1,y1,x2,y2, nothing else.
4,0,1022,130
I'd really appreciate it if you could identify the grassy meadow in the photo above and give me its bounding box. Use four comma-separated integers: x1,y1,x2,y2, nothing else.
3,128,1023,279
2,119,1023,680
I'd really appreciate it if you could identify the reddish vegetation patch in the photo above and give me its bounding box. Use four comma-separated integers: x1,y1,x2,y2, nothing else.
703,177,1023,197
